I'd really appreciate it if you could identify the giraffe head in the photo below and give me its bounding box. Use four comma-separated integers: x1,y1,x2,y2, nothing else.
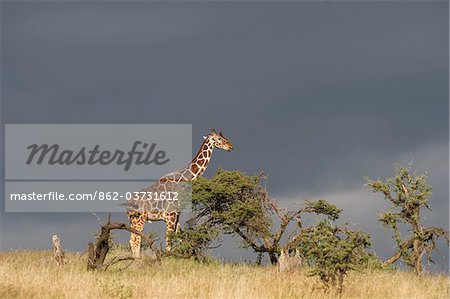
205,129,234,151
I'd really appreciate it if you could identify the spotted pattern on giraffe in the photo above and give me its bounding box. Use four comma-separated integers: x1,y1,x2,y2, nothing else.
126,129,233,257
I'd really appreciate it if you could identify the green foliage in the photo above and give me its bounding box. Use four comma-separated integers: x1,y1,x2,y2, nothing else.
169,225,220,261
192,169,265,223
366,165,449,274
192,169,272,242
304,199,342,221
167,169,265,260
366,165,432,224
298,220,372,293
193,169,261,204
361,252,391,271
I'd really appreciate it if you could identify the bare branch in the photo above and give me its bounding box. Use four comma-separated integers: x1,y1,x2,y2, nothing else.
87,219,161,271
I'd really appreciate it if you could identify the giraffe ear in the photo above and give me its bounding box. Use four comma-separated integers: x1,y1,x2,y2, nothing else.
203,135,207,140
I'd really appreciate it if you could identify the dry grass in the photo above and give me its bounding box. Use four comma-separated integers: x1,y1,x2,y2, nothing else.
0,250,448,299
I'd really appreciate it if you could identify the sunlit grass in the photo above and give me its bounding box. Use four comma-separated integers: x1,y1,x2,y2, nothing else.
0,250,448,299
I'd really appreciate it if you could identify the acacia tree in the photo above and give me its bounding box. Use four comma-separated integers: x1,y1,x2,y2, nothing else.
366,165,449,275
186,169,342,264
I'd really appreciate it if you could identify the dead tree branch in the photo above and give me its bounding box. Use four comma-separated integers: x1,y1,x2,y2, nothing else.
87,215,161,271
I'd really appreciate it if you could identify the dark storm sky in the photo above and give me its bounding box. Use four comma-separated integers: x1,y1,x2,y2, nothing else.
1,1,448,269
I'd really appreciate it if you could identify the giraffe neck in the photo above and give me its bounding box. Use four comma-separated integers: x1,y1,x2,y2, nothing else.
186,137,215,181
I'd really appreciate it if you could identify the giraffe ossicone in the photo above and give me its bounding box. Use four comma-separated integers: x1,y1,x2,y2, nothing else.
126,129,233,257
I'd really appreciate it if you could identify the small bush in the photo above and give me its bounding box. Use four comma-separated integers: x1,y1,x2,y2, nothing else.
298,220,372,293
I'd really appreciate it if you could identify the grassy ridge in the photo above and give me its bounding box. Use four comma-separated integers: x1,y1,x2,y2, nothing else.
0,250,448,299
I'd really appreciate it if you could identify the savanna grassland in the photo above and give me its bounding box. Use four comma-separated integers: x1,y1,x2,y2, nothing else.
0,250,448,299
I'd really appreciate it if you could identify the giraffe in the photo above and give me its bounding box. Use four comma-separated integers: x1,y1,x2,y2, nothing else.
124,129,233,257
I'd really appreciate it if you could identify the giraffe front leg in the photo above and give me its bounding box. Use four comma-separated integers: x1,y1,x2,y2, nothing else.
165,212,180,252
165,221,175,252
129,213,146,258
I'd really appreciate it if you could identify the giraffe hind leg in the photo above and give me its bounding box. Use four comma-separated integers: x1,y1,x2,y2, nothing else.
129,213,146,258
